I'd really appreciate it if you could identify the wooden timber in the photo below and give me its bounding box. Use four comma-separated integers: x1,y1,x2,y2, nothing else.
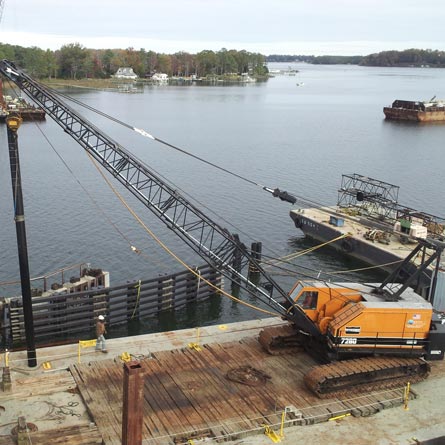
0,425,103,445
0,370,102,445
71,338,411,445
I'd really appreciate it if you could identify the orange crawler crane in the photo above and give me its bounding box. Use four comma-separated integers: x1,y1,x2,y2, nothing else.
260,277,445,398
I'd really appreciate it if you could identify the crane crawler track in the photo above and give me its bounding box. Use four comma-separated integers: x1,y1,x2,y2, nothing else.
304,356,430,398
258,325,304,355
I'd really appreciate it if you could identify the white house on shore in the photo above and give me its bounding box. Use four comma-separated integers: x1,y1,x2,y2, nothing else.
114,67,138,80
151,73,169,82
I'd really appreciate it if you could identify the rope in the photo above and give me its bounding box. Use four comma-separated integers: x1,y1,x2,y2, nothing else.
30,120,169,270
45,87,266,189
330,258,404,274
131,280,142,319
6,321,286,368
264,233,350,269
86,152,278,317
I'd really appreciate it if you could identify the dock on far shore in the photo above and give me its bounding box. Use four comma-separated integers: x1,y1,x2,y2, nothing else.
1,317,445,445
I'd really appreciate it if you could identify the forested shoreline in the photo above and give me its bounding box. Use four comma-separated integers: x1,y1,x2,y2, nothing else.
267,49,445,67
0,43,268,79
1,43,445,81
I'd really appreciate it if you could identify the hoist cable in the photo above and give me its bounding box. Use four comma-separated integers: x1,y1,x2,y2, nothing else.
86,151,279,317
40,86,309,205
32,120,170,270
47,88,265,188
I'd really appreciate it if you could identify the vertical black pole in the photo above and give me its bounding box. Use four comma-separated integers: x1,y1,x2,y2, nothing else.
231,234,241,296
248,241,262,284
6,115,37,367
429,246,443,308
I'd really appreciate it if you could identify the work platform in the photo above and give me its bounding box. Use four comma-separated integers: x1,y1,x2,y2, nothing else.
71,339,413,445
2,318,445,444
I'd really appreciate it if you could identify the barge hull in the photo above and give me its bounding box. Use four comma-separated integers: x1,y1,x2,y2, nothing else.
384,107,445,122
290,209,400,271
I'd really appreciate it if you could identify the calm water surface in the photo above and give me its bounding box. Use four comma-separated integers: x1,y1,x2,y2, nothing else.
1,63,444,337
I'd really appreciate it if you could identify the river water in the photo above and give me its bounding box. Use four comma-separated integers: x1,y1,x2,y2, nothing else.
1,63,445,337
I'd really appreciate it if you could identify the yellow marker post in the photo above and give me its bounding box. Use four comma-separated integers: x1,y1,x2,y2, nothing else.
262,424,281,443
5,350,9,368
78,339,97,363
188,327,202,351
120,352,131,362
404,382,411,411
280,410,286,438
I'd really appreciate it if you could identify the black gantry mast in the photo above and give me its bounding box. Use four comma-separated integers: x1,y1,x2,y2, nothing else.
6,114,37,367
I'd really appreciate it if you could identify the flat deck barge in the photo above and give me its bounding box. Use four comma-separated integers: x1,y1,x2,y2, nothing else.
289,174,445,307
384,99,445,122
0,95,46,121
2,318,445,444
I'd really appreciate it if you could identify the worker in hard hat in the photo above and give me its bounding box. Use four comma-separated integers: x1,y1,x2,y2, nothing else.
95,315,108,353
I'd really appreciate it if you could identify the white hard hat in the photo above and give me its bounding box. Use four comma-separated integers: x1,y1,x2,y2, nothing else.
98,315,105,321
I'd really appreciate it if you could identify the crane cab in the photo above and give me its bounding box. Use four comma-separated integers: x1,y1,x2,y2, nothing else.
288,280,364,331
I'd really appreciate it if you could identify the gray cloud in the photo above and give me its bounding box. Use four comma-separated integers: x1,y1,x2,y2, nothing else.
1,0,444,54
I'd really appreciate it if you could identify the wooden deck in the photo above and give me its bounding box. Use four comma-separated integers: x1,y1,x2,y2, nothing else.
71,338,410,445
0,371,102,445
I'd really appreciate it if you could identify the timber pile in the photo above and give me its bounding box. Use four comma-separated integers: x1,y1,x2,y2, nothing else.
71,338,411,445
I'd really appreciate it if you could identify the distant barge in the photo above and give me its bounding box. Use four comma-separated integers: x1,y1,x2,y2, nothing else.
384,99,445,122
0,95,46,121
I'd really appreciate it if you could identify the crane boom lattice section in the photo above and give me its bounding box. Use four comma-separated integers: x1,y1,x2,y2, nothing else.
0,60,323,334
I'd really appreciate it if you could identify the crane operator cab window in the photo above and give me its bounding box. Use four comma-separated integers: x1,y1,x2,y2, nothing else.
297,291,318,310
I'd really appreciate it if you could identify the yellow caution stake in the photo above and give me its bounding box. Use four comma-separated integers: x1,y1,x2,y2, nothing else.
120,352,131,362
78,339,97,363
188,327,202,351
262,424,281,443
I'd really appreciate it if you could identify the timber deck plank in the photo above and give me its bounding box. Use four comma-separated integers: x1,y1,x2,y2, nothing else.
71,338,411,444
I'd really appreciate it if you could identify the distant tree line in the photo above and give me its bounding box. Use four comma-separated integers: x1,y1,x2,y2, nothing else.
359,49,445,67
0,43,268,79
267,49,445,67
266,54,363,64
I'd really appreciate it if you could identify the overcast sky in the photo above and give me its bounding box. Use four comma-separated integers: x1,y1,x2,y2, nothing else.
1,0,444,55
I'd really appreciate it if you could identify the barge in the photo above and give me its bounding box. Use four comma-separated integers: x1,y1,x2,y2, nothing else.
3,318,445,445
383,98,445,122
289,174,445,307
0,95,46,122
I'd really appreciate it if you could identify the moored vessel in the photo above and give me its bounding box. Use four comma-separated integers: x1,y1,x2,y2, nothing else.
289,174,445,305
1,95,46,121
384,98,445,122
